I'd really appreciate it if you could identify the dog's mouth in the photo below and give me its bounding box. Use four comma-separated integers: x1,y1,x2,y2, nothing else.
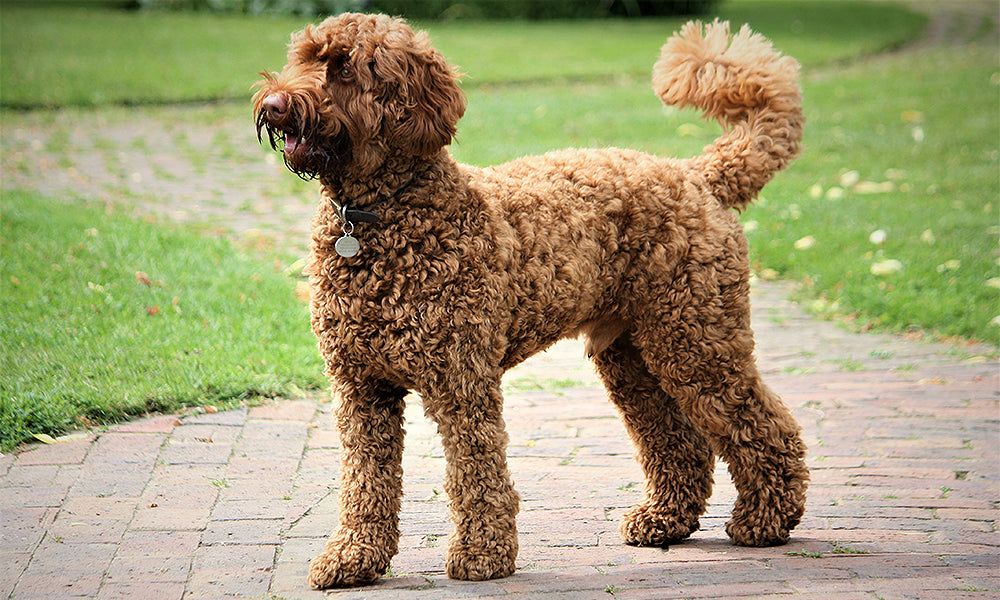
255,112,308,157
272,127,310,158
283,131,304,155
256,116,351,181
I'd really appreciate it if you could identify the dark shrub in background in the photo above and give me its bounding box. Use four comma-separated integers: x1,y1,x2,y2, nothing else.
371,0,719,19
131,0,720,18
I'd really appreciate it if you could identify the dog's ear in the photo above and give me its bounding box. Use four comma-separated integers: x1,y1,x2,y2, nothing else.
374,31,466,157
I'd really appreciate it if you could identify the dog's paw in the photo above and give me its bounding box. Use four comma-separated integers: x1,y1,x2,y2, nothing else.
620,502,700,547
725,467,805,547
725,513,791,547
446,550,516,581
307,540,389,589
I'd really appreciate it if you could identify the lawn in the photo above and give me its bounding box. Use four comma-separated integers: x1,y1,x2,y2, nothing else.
1,1,924,106
743,43,1000,343
1,1,996,449
0,190,326,450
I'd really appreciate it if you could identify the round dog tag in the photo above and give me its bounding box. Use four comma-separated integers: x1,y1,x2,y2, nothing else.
335,234,360,258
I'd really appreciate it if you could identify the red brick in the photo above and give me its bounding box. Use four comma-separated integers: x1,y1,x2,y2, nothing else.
248,399,318,422
186,545,275,599
3,464,60,486
201,518,282,546
110,414,180,433
0,485,70,508
131,506,212,531
621,581,791,599
105,555,192,582
12,572,104,599
117,530,201,557
86,432,165,464
0,551,31,598
169,423,241,443
96,581,186,600
157,439,234,465
14,439,91,465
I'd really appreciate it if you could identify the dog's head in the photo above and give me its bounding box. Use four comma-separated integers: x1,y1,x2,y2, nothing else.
253,13,466,180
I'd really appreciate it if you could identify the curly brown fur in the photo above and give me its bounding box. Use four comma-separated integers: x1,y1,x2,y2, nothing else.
254,14,808,589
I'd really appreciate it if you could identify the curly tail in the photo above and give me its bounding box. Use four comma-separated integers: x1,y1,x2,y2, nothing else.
654,20,804,211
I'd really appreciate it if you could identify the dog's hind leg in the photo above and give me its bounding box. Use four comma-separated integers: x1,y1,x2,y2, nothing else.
424,378,520,581
593,334,714,546
307,381,407,589
632,284,809,547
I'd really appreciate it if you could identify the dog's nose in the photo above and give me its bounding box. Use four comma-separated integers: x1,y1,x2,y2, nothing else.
262,93,288,121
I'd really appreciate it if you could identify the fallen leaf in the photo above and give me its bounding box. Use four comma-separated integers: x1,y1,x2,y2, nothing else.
854,181,895,194
283,257,309,277
203,405,218,414
31,432,90,444
869,230,887,245
985,278,1000,290
920,229,936,245
136,271,152,286
871,259,903,276
146,305,161,316
937,260,961,273
794,236,816,250
676,123,702,136
825,186,845,200
839,170,860,188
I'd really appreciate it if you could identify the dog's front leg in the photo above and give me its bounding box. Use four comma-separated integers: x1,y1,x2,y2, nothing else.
425,381,520,581
308,381,407,589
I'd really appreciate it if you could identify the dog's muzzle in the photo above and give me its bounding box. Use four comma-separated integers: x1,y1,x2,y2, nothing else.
257,92,305,155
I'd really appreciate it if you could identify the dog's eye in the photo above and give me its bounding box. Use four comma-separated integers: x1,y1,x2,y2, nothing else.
338,66,354,81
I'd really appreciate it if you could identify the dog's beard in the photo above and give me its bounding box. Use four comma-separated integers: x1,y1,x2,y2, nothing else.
256,113,351,181
282,133,351,181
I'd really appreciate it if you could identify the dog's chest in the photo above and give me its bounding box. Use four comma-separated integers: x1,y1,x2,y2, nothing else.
312,227,503,383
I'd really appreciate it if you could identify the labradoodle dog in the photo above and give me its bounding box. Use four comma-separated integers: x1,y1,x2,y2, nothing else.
255,13,809,589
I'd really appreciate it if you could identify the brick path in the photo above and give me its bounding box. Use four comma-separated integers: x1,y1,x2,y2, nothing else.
2,280,997,600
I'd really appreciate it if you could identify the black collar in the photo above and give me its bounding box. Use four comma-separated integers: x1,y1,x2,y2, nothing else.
331,171,422,226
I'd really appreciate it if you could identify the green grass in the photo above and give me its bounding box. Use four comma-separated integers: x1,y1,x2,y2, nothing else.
744,44,1000,344
1,1,925,107
0,8,311,107
0,190,325,450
